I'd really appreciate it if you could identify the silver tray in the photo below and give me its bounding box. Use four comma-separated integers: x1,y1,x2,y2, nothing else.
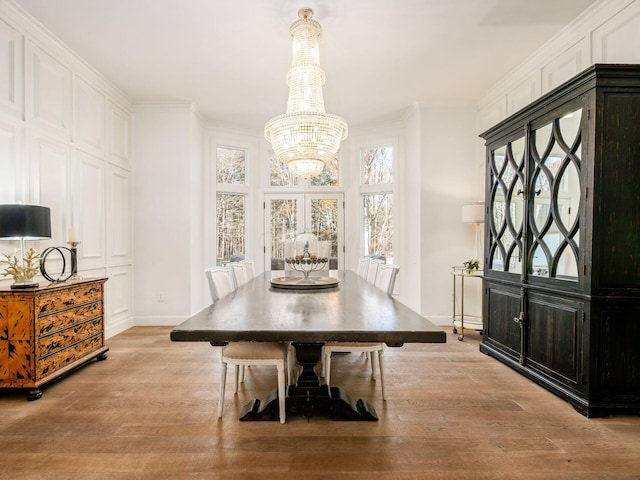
270,276,340,290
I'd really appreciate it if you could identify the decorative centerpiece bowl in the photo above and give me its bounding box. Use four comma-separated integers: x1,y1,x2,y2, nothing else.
270,232,339,290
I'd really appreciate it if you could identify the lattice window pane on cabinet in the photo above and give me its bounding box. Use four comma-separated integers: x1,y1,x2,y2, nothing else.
488,136,525,273
529,109,582,280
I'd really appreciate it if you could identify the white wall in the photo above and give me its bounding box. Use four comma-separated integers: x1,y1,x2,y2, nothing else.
132,103,205,325
414,106,480,323
0,2,133,338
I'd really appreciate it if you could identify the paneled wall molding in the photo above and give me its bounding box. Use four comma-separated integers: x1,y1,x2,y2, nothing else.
0,0,133,335
107,164,132,265
0,0,131,109
541,37,591,93
74,75,106,157
506,71,541,116
592,0,640,62
0,117,22,203
478,0,635,113
77,149,106,269
0,16,24,120
107,100,131,169
26,41,72,139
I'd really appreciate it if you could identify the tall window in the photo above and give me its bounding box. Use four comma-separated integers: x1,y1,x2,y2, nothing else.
361,146,393,262
216,145,247,265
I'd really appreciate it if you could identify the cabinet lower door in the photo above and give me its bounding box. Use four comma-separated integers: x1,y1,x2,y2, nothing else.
483,282,522,361
526,292,584,393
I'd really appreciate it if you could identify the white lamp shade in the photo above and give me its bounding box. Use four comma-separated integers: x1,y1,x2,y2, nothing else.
461,202,485,224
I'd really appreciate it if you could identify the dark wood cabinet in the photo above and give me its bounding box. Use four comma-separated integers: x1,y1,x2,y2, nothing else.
480,64,640,417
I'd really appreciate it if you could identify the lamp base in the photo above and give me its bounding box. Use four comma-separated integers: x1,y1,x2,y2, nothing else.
10,281,39,289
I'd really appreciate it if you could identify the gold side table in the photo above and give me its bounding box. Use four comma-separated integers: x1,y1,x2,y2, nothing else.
451,266,483,341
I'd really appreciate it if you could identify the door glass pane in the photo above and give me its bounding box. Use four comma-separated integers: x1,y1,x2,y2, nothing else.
270,199,298,270
311,199,338,267
216,193,245,265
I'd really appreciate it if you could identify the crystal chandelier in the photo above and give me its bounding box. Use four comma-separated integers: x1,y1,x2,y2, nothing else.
265,8,348,179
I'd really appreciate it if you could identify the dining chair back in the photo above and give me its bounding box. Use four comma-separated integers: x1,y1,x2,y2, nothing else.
243,261,255,280
374,264,400,295
366,259,384,284
208,267,236,299
356,257,370,278
205,268,218,303
228,262,248,289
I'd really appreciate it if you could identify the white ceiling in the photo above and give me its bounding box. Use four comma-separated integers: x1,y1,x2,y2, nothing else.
13,0,597,130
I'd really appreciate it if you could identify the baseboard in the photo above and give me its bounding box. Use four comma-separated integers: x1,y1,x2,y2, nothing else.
133,315,191,327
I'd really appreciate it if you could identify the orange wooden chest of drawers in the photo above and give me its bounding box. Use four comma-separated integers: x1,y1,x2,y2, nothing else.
0,278,108,399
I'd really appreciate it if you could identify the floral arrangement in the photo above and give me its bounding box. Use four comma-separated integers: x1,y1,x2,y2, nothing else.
462,258,480,274
1,248,41,284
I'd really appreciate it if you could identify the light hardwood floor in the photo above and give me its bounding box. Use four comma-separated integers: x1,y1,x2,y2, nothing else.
1,326,640,479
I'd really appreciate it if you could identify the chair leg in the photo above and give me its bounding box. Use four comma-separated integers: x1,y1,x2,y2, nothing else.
370,351,377,381
378,348,386,401
218,362,227,418
234,364,240,394
277,362,286,424
324,350,332,387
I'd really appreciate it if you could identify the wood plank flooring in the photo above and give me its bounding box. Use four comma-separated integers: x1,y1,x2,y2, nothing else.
1,326,640,479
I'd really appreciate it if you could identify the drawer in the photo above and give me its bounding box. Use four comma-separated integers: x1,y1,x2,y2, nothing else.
37,283,103,316
37,302,103,337
37,332,103,380
37,317,104,359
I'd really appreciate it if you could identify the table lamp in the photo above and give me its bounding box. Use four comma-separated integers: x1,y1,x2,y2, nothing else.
0,204,51,288
461,201,485,261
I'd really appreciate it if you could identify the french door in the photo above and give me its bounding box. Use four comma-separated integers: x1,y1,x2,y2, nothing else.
264,193,344,272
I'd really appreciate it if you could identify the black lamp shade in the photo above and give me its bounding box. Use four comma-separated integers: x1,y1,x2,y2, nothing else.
0,204,52,240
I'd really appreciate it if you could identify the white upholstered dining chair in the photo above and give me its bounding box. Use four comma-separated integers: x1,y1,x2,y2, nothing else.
321,264,400,401
366,259,384,284
206,266,288,423
356,257,370,278
228,262,250,289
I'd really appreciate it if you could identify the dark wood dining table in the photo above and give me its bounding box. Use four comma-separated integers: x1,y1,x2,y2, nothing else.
170,270,446,421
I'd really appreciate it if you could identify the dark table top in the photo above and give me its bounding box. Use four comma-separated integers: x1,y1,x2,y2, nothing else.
170,270,446,347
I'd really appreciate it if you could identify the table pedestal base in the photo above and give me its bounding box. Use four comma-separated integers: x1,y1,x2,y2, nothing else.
239,342,378,422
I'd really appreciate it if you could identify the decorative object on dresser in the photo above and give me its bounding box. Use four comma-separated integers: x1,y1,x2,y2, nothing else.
479,64,640,417
0,204,51,288
0,278,108,400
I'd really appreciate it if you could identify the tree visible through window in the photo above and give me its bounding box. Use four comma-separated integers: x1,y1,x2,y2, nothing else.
216,146,245,184
215,145,247,265
362,146,393,262
216,193,245,264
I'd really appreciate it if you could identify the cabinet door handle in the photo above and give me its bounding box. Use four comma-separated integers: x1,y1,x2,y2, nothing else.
513,312,525,326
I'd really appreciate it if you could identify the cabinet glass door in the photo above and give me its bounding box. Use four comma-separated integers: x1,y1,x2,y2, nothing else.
488,136,525,273
529,108,582,280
